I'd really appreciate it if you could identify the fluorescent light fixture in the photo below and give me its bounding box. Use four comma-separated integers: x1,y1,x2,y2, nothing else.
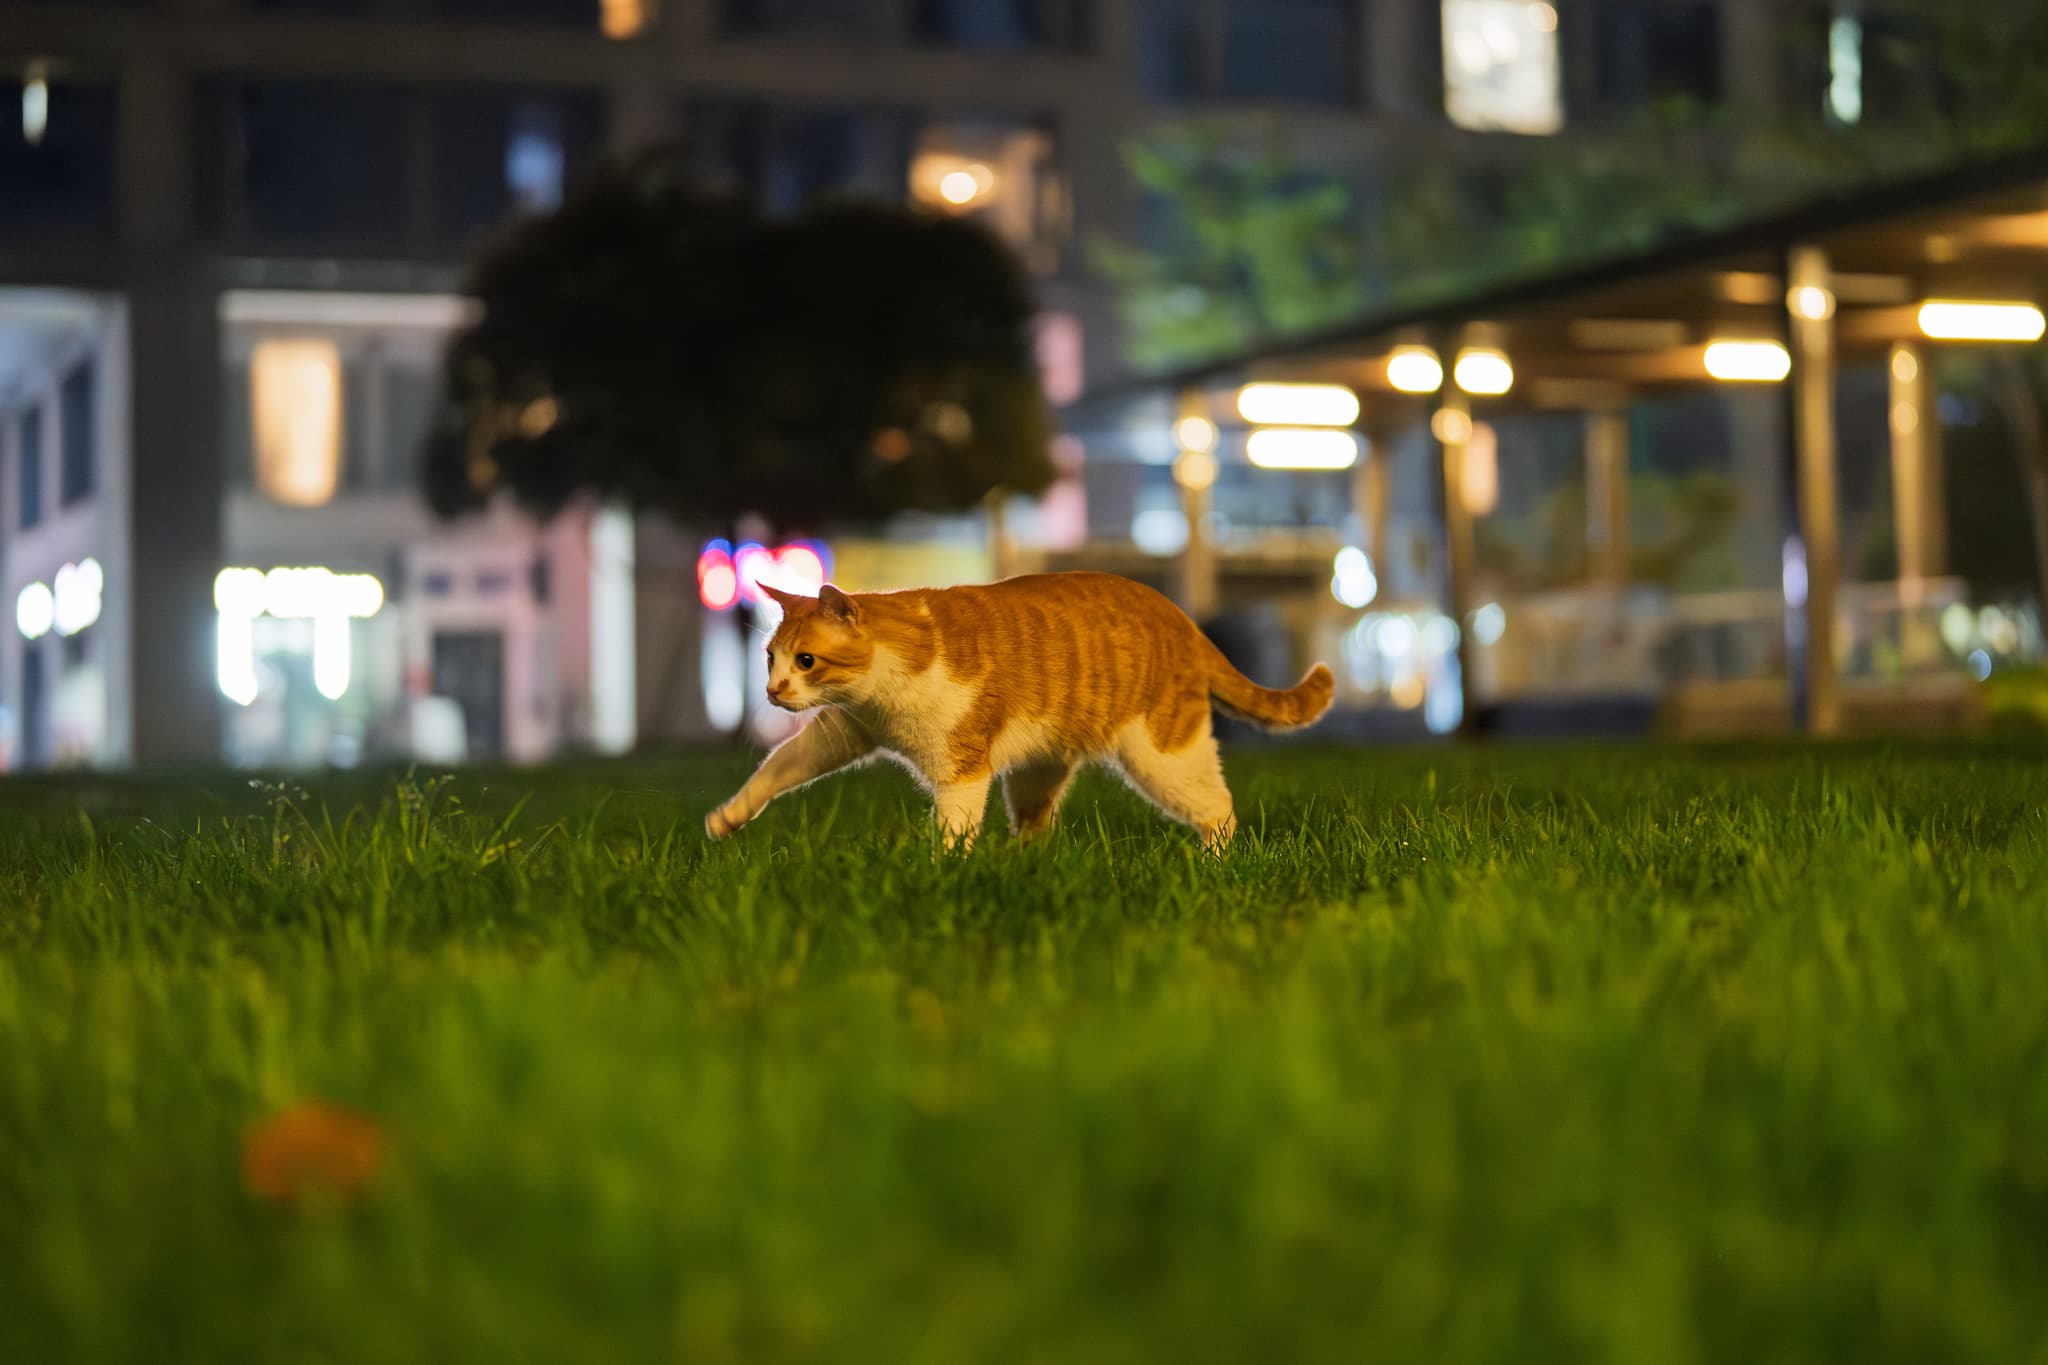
1453,349,1514,396
1386,346,1445,394
250,338,344,507
1703,340,1792,382
1246,428,1360,471
1917,300,2047,342
1235,383,1360,428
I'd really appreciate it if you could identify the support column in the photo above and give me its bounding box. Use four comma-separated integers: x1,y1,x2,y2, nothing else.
1437,392,1479,734
1889,342,1946,669
119,52,224,767
1888,343,1946,587
1584,408,1630,587
1172,392,1220,621
1786,245,1843,736
1351,439,1390,570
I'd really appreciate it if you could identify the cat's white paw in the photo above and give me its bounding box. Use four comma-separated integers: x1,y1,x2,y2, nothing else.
705,803,745,840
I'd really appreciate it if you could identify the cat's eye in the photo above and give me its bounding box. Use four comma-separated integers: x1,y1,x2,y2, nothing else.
764,649,774,667
795,653,815,670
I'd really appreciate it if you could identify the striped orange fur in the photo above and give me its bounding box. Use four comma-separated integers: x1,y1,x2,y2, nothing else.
705,572,1333,847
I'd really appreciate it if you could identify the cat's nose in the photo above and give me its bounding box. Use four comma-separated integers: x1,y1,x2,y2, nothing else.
767,679,789,699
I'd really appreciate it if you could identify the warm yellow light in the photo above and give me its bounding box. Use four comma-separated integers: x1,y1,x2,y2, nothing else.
1174,415,1218,453
1236,382,1360,427
251,338,343,507
1453,349,1513,396
519,395,558,439
1891,347,1920,382
1461,422,1499,516
1890,401,1919,435
1917,300,2047,342
1531,2,1558,33
1430,407,1473,445
1788,284,1836,321
1245,428,1360,471
599,0,645,38
1386,346,1444,394
1174,449,1218,491
1703,340,1791,382
939,170,981,205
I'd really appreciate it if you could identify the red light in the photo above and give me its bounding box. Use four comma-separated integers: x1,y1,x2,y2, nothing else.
699,562,739,611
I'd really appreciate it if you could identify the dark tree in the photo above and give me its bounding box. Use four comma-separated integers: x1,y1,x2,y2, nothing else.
424,146,1056,531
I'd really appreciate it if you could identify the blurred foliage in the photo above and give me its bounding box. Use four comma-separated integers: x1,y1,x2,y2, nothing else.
424,146,1054,532
1088,128,1370,371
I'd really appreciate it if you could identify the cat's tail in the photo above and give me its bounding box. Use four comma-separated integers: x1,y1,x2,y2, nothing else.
1205,653,1336,731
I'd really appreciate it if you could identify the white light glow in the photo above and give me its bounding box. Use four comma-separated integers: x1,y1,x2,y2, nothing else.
1174,415,1219,453
1443,0,1563,135
1704,340,1792,382
1245,428,1360,471
1471,601,1508,646
1828,15,1863,125
1131,507,1191,556
1453,349,1514,396
1376,615,1417,660
52,559,104,637
256,566,384,620
22,67,48,147
702,613,745,733
1235,383,1361,428
1917,300,2047,342
1386,346,1445,394
15,581,54,641
312,614,351,701
939,167,991,206
216,610,258,707
1331,546,1378,609
1789,284,1836,321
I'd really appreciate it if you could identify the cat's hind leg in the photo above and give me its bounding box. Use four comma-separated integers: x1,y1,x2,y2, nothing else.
1113,719,1236,850
1001,756,1081,840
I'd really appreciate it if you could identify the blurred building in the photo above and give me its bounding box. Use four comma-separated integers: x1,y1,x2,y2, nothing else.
2,0,1840,767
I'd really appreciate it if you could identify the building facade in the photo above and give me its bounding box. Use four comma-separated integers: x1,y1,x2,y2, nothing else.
2,0,1815,768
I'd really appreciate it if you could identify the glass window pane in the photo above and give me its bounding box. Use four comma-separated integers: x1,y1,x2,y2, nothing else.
1443,0,1564,134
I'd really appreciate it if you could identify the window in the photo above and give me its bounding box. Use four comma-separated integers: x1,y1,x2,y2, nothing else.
1592,0,1720,107
59,362,94,504
250,338,344,507
908,118,1067,274
200,81,411,246
910,0,1089,50
429,89,604,242
18,407,42,530
719,0,885,37
0,72,116,235
683,102,915,216
1142,0,1359,103
1443,0,1564,134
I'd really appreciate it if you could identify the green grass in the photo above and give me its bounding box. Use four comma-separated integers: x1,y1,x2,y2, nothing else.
4,741,2048,1363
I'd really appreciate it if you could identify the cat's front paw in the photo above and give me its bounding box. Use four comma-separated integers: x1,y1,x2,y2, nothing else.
705,802,746,840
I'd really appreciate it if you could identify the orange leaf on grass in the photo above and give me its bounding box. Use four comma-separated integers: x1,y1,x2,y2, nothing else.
241,1102,386,1206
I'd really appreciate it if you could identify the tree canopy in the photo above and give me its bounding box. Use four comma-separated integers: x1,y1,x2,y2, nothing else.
424,147,1055,531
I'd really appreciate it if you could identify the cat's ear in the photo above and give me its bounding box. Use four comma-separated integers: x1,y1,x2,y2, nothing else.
817,584,861,625
759,583,813,615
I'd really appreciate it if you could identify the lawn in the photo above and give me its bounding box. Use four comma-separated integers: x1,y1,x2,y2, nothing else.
3,741,2048,1363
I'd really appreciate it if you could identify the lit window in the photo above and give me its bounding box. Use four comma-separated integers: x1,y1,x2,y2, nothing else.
505,106,566,213
250,338,343,507
909,121,1064,272
1827,14,1863,126
1442,0,1563,135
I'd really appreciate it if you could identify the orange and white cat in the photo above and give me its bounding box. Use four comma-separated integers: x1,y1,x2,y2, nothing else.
705,572,1332,848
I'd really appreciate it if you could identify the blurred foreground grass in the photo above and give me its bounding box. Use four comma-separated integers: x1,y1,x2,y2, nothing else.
4,741,2048,1363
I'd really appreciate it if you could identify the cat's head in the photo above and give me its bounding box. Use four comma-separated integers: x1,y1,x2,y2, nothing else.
759,584,875,712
